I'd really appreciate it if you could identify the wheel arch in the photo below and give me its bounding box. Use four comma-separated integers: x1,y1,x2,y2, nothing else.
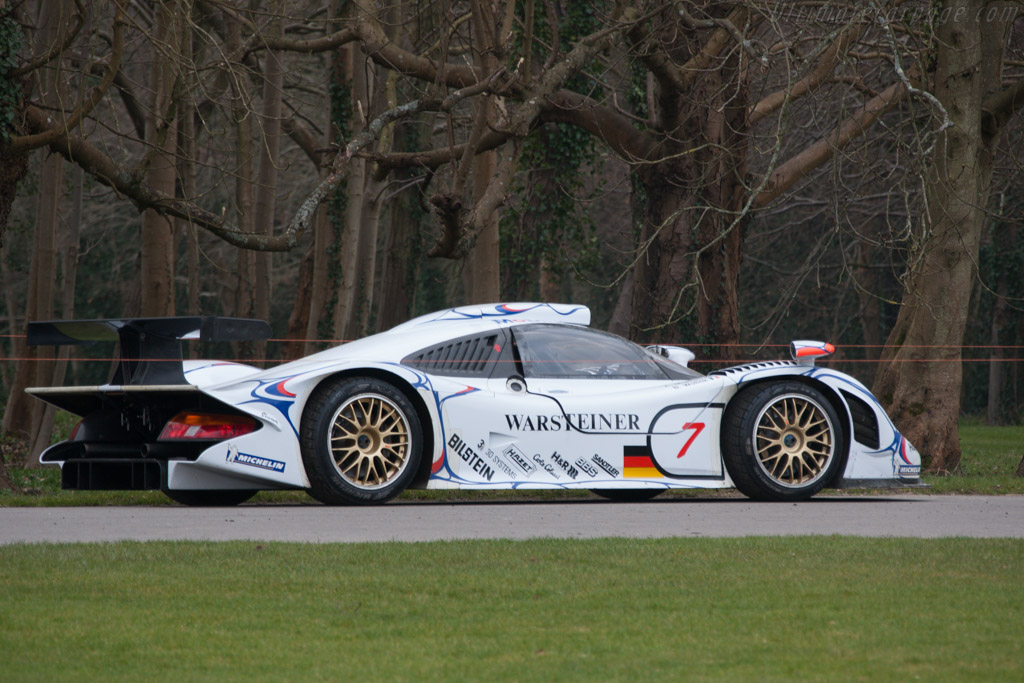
304,367,437,488
727,374,852,485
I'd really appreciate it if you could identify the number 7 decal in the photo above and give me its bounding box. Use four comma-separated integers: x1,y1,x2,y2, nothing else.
676,422,705,459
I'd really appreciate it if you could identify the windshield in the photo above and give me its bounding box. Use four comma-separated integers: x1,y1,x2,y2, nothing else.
512,324,701,380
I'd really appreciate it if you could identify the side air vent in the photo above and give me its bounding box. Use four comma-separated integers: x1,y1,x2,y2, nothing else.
842,390,880,449
403,333,501,377
709,361,796,377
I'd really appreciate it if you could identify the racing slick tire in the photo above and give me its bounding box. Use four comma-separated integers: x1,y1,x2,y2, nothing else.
590,489,663,502
300,376,422,505
162,488,257,506
722,381,845,501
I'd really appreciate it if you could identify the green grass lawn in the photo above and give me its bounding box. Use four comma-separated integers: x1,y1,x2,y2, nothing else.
929,422,1024,493
1,424,1021,680
1,537,1021,681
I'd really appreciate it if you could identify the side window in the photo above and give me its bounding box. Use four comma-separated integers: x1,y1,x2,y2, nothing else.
513,324,670,379
403,330,509,377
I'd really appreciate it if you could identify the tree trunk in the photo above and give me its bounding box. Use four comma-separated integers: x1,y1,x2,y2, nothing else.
252,4,283,359
28,163,81,461
354,165,384,336
629,19,748,354
227,16,254,328
986,222,1015,425
304,202,332,354
2,146,60,442
375,177,419,330
355,67,405,335
630,149,746,352
872,1,1008,472
179,11,199,322
181,111,200,319
463,147,501,303
0,146,28,252
177,5,198,321
1,0,69,444
0,0,30,250
283,238,316,361
334,44,365,340
857,240,883,381
139,0,179,316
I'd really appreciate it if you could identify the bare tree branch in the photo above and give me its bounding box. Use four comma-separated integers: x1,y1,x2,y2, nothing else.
750,20,865,126
754,79,908,207
9,0,85,78
7,6,126,154
676,4,767,68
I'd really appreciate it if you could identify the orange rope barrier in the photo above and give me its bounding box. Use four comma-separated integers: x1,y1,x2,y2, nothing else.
0,356,1022,364
3,333,1023,350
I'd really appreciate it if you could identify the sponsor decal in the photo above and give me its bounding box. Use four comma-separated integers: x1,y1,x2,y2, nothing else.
504,413,640,432
532,453,561,480
478,439,518,480
550,452,578,480
592,453,620,478
447,433,495,481
622,445,662,479
898,464,921,476
575,457,599,478
226,447,286,473
504,444,536,476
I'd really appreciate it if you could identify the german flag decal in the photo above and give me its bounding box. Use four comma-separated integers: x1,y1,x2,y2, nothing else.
623,445,662,478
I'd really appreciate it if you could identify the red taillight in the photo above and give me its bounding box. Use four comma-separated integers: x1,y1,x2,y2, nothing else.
159,412,259,440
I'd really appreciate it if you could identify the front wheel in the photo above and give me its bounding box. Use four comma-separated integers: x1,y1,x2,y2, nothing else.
300,377,422,505
722,382,844,501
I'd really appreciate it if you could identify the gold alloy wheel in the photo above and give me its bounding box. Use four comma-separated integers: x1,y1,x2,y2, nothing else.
754,393,834,487
328,393,410,489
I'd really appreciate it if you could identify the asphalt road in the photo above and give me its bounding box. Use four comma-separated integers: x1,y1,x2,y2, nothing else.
1,495,1021,544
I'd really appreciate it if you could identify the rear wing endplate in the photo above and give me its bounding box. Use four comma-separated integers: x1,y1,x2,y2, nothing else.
27,317,270,386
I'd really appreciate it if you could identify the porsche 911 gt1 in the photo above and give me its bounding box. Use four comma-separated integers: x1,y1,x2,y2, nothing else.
26,303,922,505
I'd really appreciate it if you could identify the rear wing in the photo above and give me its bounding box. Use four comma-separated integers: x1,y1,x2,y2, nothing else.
27,317,271,386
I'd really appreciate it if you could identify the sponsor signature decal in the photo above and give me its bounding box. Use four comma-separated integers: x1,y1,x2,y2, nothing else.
592,453,620,478
226,446,285,473
550,452,578,480
575,457,598,478
504,444,536,476
532,453,560,480
477,439,518,480
447,433,495,481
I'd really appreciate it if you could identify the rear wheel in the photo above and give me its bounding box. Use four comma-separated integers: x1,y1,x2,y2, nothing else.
722,382,844,501
162,488,257,506
300,377,422,505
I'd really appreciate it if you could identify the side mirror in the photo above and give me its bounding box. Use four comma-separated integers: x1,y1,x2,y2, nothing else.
649,345,696,368
790,340,835,366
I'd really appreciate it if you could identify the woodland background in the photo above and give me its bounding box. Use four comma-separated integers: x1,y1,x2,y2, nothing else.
1,0,1022,475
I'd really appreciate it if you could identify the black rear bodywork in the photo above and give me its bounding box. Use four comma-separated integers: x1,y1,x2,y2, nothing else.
27,317,270,490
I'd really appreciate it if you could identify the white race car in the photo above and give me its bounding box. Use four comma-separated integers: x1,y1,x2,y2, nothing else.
27,303,922,505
